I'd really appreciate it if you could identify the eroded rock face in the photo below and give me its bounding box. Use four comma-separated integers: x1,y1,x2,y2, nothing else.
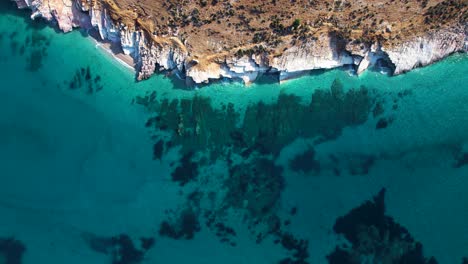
383,26,466,74
12,0,467,85
272,33,354,72
137,40,187,81
15,0,91,32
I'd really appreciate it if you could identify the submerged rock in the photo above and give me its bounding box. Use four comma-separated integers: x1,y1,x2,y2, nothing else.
277,232,310,264
159,208,201,240
290,148,321,174
68,66,104,93
171,152,199,186
328,188,438,264
0,237,26,264
83,233,153,264
224,158,284,218
376,117,394,130
142,80,374,162
454,150,468,168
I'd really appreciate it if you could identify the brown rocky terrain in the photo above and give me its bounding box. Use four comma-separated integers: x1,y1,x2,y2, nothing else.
14,0,468,84
100,0,467,56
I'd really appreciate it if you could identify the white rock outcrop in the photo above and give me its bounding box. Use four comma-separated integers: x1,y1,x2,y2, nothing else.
382,27,466,74
13,0,467,85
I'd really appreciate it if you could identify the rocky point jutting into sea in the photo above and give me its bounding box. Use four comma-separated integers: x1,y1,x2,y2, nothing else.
13,0,468,84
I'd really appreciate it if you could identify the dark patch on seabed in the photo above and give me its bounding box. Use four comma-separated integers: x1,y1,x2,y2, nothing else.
4,22,51,72
372,100,385,118
291,149,376,176
138,77,378,184
83,233,154,264
327,188,438,264
68,66,104,93
138,78,374,163
453,151,468,168
347,154,376,175
136,78,384,262
152,139,164,160
276,232,310,264
371,88,412,131
376,116,394,130
0,237,26,264
159,191,202,240
136,74,446,263
159,207,201,240
224,158,284,218
209,222,237,246
290,148,321,174
171,152,199,186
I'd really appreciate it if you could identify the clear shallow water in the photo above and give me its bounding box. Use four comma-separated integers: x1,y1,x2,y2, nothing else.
0,2,467,264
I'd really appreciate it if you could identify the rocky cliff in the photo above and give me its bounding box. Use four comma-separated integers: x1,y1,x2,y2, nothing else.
13,0,468,84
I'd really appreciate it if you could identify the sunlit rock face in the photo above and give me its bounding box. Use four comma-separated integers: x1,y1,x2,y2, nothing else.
271,33,354,73
14,0,91,32
13,0,468,85
383,27,466,75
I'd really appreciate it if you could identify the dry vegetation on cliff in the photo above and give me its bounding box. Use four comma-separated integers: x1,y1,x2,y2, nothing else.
97,0,467,58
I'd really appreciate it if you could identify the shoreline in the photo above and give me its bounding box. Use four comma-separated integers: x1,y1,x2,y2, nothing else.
85,29,467,88
85,29,136,73
95,41,135,71
12,0,468,86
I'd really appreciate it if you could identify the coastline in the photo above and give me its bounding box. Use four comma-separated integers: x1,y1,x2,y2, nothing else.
93,40,135,72
84,28,135,72
12,0,468,85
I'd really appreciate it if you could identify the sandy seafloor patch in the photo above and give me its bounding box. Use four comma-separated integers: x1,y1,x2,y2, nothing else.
0,2,467,264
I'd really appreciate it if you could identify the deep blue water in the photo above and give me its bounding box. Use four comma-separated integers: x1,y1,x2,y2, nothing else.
0,2,467,264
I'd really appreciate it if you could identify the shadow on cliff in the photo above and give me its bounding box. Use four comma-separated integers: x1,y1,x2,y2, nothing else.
327,31,397,76
166,71,289,91
0,0,63,34
0,0,26,16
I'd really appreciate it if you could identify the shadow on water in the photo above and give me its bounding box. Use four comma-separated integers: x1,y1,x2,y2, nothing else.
0,1,63,33
255,72,280,85
0,1,27,16
167,73,248,91
166,69,191,90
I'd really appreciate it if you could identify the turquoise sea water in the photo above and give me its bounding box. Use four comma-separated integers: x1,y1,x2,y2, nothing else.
1,2,468,264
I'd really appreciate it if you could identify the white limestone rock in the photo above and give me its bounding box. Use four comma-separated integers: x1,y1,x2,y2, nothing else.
13,0,468,85
382,26,466,74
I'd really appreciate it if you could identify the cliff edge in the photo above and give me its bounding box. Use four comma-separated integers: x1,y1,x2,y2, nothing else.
13,0,468,84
